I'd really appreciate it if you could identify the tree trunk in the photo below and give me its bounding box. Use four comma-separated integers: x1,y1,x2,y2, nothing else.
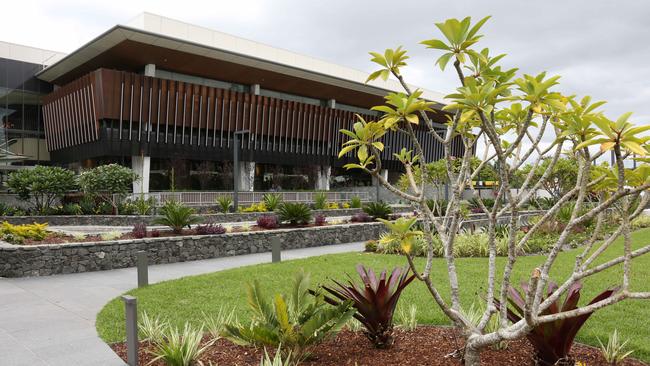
464,345,481,366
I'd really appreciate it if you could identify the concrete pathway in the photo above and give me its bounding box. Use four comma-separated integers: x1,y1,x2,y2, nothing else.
0,242,364,366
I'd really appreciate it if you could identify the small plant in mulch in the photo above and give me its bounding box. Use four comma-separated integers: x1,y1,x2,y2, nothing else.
132,222,147,239
319,264,415,349
150,229,161,238
495,280,620,366
257,214,280,229
314,214,327,226
350,212,373,223
195,223,226,235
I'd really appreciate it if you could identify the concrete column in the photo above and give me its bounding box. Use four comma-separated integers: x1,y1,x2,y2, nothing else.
315,165,331,190
237,161,255,191
327,99,336,109
144,64,156,77
373,169,389,201
132,156,151,194
251,84,261,95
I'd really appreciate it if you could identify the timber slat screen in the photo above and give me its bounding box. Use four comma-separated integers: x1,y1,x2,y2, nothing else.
42,68,462,163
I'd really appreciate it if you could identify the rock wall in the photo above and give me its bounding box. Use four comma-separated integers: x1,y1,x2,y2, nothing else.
0,222,385,278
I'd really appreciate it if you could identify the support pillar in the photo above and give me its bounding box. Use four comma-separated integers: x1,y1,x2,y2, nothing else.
327,99,336,109
251,84,261,95
144,64,156,77
132,155,151,194
315,165,331,190
237,161,255,192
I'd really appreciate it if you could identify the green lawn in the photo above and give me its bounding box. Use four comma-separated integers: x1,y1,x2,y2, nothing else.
97,228,650,361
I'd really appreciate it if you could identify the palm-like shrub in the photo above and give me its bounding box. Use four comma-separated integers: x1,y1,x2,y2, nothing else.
313,192,327,210
216,196,232,213
224,271,354,362
153,200,202,234
320,264,415,348
425,199,448,217
277,203,312,225
363,201,392,220
495,281,619,366
263,193,282,211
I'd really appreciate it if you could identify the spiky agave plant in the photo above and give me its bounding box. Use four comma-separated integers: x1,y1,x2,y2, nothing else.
495,281,619,366
320,264,415,348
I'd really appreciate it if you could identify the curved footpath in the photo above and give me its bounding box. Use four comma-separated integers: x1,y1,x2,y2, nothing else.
0,242,364,366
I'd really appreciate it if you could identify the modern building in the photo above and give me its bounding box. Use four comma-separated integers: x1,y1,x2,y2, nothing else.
2,13,467,194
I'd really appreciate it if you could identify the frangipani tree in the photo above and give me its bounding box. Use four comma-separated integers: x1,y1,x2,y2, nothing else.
339,16,650,365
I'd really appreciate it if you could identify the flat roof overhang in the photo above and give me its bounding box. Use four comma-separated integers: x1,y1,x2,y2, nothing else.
36,25,447,110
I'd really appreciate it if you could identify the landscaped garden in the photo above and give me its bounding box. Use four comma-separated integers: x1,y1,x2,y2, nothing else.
97,226,650,365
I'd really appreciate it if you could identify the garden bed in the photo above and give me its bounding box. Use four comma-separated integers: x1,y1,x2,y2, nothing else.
0,207,413,226
109,326,646,366
0,221,387,277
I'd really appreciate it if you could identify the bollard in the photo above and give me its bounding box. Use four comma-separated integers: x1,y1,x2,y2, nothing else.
121,295,138,366
271,237,281,263
136,251,148,288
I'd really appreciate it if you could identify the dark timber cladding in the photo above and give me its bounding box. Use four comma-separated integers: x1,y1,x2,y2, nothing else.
42,69,464,167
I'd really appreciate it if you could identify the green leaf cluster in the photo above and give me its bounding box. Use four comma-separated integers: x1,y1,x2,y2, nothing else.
224,271,355,362
6,165,77,214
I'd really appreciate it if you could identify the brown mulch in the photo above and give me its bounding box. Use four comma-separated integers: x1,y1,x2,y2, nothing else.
110,326,647,366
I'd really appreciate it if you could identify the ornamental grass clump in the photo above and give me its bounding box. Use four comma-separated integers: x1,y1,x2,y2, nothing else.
320,264,415,348
495,281,619,366
148,323,212,366
153,200,202,234
313,192,327,210
223,271,354,362
350,196,362,209
262,193,282,211
216,196,232,213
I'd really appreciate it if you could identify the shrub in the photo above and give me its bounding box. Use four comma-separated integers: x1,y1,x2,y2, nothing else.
240,202,267,212
132,222,147,239
79,196,97,215
321,264,415,348
216,196,232,213
532,196,558,210
133,195,156,215
195,223,226,235
277,203,312,225
262,193,282,211
78,164,138,215
149,323,213,366
631,214,650,230
6,166,77,214
364,240,378,252
139,312,168,342
314,214,327,226
257,215,280,229
100,231,122,241
326,201,339,210
555,203,574,224
153,200,202,234
224,271,354,361
467,197,495,212
495,281,619,366
363,201,392,219
150,229,161,238
62,203,83,215
598,329,634,366
313,192,327,210
350,196,362,209
0,222,49,244
350,212,373,223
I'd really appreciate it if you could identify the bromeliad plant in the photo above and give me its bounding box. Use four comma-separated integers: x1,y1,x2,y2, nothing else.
495,281,619,366
337,15,650,366
224,271,354,362
320,264,415,348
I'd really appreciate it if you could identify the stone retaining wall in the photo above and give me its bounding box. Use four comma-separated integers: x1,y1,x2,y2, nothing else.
0,222,386,278
0,207,413,226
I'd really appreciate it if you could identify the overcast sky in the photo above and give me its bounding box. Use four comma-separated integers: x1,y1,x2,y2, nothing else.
3,0,649,160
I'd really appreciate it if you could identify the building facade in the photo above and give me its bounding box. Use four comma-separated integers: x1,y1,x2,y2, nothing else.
4,13,468,193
